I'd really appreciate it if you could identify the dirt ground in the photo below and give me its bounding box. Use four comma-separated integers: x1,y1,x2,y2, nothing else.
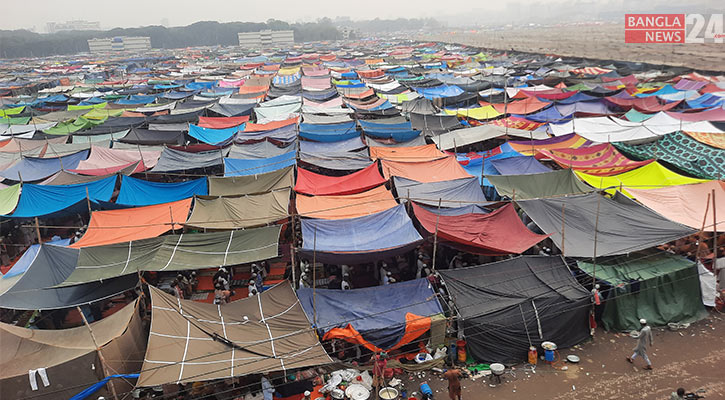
419,23,725,72
404,311,724,400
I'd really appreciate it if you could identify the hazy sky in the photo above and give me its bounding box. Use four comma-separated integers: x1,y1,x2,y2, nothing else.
5,0,453,31
4,0,721,32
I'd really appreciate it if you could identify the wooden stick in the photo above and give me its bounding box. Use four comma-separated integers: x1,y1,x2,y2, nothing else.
432,198,442,271
76,306,119,400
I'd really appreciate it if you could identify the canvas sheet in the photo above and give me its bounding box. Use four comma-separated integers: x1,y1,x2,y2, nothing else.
296,185,397,220
300,204,423,264
138,283,331,386
295,163,386,196
117,176,208,206
70,198,193,248
517,192,697,257
185,189,290,230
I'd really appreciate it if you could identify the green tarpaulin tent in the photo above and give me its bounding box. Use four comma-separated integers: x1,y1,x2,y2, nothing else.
577,250,707,331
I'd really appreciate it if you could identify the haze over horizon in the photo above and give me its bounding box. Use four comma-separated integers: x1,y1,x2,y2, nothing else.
4,0,722,32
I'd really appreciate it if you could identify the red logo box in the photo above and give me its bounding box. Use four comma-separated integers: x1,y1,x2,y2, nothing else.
625,14,685,43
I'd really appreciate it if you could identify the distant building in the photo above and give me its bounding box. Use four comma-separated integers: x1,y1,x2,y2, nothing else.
238,30,294,48
47,20,100,34
338,26,357,40
87,36,152,53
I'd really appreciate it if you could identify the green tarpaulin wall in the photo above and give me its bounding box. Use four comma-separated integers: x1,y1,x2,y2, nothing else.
488,169,593,200
577,250,707,331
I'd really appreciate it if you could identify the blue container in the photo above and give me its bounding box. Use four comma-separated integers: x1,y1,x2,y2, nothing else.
544,349,555,362
420,383,433,398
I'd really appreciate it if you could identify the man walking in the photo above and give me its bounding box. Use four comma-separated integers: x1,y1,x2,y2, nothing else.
626,318,654,370
443,369,463,400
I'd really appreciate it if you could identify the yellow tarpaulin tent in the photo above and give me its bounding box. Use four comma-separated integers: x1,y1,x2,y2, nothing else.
576,162,708,197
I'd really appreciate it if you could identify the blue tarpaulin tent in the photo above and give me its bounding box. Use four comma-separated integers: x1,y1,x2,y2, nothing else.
489,156,551,175
5,176,116,218
224,151,297,176
189,123,243,145
297,278,443,351
0,150,89,181
117,176,208,206
300,204,423,264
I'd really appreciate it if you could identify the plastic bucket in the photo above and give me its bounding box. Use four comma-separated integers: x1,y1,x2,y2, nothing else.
456,340,467,363
544,349,555,362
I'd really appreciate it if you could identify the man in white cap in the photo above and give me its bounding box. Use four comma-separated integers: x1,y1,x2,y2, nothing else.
627,318,654,370
303,390,312,400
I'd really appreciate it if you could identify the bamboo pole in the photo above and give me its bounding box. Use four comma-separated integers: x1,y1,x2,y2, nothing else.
76,306,119,400
560,204,566,256
712,189,717,258
34,217,42,244
290,215,298,289
432,198,442,271
85,186,93,215
699,193,712,234
591,189,603,287
312,226,317,326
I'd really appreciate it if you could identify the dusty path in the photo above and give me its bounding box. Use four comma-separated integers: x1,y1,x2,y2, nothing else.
420,24,725,72
411,312,724,400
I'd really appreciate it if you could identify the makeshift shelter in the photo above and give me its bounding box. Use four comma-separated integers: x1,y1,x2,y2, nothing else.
299,149,373,171
297,279,444,352
229,141,296,159
0,243,138,309
575,161,707,197
488,169,593,200
296,185,397,219
412,203,548,254
538,143,653,176
185,189,290,229
0,150,89,181
224,152,296,176
117,176,208,206
518,192,697,257
137,283,332,386
72,146,160,173
381,157,472,182
577,250,708,331
393,176,488,207
60,226,281,285
151,147,230,172
300,204,423,264
0,299,146,400
295,163,386,196
626,181,725,230
4,176,117,218
440,256,591,363
208,166,294,196
70,198,192,248
369,144,446,162
614,131,725,180
488,156,551,175
0,184,20,215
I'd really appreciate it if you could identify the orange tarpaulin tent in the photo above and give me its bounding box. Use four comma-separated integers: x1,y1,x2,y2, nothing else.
296,185,398,219
244,117,298,132
369,144,447,162
70,198,192,248
198,116,250,129
380,157,472,182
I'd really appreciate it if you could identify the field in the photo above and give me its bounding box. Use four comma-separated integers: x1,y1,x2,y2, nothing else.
414,312,725,400
420,23,725,72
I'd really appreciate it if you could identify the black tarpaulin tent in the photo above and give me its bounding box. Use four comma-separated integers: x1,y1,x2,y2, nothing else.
440,256,591,363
